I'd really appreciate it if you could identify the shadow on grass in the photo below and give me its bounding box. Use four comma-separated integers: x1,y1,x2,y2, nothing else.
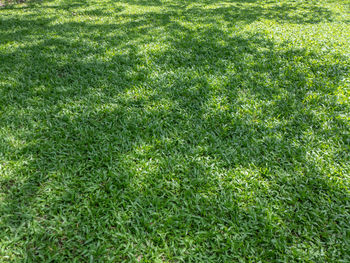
113,0,335,24
1,0,335,24
0,0,86,9
0,0,349,261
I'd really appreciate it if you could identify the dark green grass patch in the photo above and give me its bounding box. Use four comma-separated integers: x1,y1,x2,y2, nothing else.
0,0,349,262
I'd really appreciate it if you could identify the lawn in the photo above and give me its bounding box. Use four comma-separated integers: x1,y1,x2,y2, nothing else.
0,0,349,261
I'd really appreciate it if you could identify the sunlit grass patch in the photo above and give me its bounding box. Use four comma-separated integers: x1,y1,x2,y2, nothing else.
0,0,349,262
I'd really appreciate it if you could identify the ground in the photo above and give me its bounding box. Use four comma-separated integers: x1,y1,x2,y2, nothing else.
0,0,349,262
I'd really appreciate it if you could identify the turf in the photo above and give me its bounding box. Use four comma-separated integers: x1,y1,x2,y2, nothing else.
0,0,349,262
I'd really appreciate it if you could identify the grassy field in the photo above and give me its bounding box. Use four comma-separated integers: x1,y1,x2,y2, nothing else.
0,0,349,261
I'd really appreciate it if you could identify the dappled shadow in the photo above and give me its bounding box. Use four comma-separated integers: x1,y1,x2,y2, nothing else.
1,0,335,24
0,0,86,8
112,0,335,24
0,0,349,261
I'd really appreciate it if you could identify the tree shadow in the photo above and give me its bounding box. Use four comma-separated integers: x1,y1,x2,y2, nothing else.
110,0,334,24
0,0,349,262
1,0,335,24
0,0,86,9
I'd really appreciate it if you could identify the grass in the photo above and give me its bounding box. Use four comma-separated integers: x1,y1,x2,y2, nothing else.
0,0,349,261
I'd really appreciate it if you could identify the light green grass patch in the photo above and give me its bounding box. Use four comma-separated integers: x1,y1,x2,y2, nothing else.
0,0,349,262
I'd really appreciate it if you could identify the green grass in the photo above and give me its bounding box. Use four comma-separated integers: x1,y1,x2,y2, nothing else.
0,0,349,261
